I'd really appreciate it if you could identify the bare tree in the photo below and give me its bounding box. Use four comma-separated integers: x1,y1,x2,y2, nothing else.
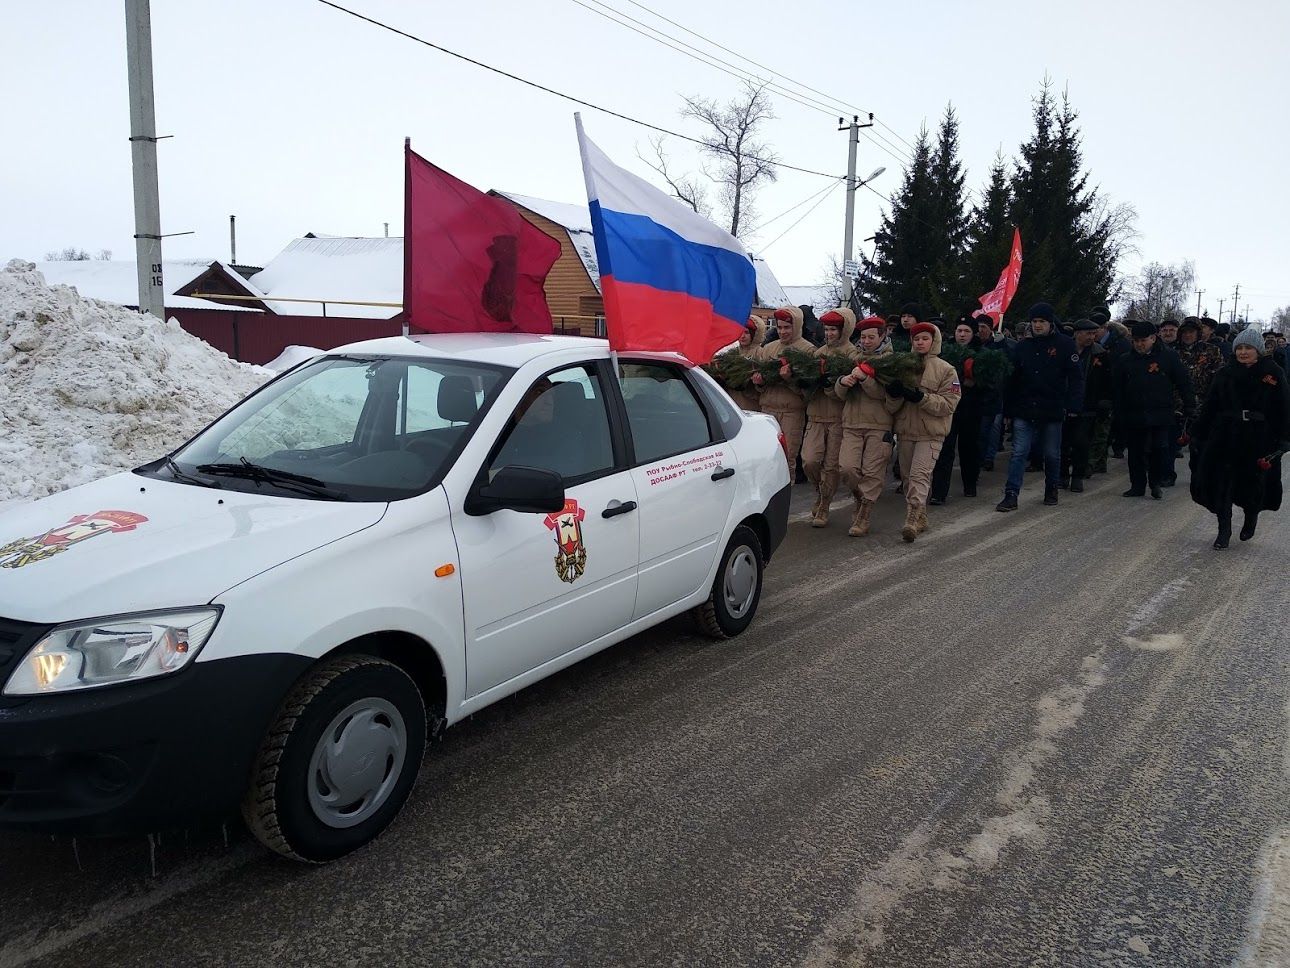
44,246,92,261
642,81,779,239
1269,305,1290,332
638,135,712,220
1121,260,1195,322
96,248,112,261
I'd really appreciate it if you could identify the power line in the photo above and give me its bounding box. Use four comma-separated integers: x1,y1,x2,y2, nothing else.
313,0,843,180
744,180,843,236
759,181,842,251
572,0,912,167
568,0,856,121
605,0,918,162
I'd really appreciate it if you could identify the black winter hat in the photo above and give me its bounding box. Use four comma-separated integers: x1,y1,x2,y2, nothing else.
1027,302,1058,324
1200,316,1218,329
1130,320,1157,339
1178,318,1201,334
899,302,921,317
1073,318,1099,332
1088,304,1111,325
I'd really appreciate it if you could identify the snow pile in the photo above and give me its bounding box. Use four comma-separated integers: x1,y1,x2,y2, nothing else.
0,260,270,505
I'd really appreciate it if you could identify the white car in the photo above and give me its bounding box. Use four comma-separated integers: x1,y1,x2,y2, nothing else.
0,334,790,862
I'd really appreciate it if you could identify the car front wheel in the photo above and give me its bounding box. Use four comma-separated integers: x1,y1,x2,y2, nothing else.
242,654,427,863
692,524,764,638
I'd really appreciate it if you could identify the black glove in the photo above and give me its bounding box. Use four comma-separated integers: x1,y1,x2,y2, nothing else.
884,382,904,398
904,386,925,403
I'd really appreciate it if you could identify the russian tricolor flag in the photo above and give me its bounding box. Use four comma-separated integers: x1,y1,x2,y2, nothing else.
576,116,757,365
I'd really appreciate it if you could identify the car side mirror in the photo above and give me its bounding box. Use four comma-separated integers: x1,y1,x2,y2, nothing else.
467,465,565,516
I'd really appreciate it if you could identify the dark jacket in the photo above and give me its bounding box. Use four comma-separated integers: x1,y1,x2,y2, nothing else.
1077,341,1113,416
1207,336,1233,360
1111,343,1196,429
1190,356,1290,513
1177,339,1226,405
1002,329,1084,422
889,326,913,352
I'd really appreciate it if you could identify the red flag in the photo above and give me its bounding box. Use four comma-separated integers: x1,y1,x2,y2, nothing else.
403,142,561,334
975,228,1023,329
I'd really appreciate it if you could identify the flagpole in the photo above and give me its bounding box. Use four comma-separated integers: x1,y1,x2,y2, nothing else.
574,112,622,383
401,136,411,338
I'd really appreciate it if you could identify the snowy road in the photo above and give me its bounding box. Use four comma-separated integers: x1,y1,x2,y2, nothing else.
1,461,1287,967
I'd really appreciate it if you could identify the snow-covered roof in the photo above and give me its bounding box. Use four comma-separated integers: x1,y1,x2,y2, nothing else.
783,284,837,314
32,260,262,312
751,256,792,309
494,191,601,292
250,237,403,319
493,192,593,233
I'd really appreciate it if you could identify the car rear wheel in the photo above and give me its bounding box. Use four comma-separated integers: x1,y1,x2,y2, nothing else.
242,654,426,863
692,524,764,639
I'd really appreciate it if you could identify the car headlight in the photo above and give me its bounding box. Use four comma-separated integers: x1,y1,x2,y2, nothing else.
3,608,221,696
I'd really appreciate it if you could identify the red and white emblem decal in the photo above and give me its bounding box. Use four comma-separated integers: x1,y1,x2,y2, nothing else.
543,499,588,584
0,510,149,570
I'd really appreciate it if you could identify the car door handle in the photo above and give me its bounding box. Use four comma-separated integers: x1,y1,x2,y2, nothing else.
602,500,637,518
711,466,736,481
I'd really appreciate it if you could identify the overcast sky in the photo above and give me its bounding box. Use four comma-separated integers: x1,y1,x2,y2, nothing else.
3,0,1288,321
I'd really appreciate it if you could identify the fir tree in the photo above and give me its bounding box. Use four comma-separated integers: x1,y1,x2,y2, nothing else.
924,105,971,319
963,151,1013,306
855,128,937,316
1007,80,1122,320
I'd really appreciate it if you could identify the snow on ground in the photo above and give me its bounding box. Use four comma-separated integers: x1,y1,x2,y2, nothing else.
0,260,270,507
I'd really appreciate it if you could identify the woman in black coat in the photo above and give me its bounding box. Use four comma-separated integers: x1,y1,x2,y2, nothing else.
1190,328,1290,548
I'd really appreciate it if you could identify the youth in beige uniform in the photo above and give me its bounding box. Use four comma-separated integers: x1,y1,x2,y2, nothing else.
724,315,766,412
754,306,814,476
890,322,961,542
802,308,857,526
831,315,902,536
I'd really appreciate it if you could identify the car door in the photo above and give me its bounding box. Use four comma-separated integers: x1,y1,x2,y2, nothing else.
614,359,738,621
453,361,640,698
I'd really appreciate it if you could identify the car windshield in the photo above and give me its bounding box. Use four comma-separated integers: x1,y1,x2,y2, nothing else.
147,355,510,501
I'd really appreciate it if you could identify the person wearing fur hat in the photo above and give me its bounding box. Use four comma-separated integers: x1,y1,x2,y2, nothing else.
888,322,961,540
1111,321,1196,499
802,308,858,526
723,315,766,412
831,316,901,536
1190,325,1290,547
996,302,1084,511
754,306,815,476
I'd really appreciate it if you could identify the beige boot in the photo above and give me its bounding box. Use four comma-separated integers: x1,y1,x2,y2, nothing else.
901,503,920,543
915,507,929,534
848,498,872,537
810,489,827,527
813,488,835,528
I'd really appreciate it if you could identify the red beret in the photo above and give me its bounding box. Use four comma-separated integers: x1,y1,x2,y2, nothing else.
819,310,845,325
910,322,939,337
774,308,794,322
857,315,886,332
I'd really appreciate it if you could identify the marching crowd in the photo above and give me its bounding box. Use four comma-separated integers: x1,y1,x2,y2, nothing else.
715,302,1290,549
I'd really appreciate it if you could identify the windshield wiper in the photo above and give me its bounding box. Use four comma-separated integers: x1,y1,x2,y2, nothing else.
164,455,218,488
194,458,348,500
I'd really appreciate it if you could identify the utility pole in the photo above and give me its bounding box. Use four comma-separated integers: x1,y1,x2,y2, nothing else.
839,113,875,305
125,0,165,318
229,216,237,265
1217,299,1225,324
1195,289,1204,318
1231,284,1241,325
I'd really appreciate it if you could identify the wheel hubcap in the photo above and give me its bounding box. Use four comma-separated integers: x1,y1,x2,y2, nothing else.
723,546,758,619
307,698,407,829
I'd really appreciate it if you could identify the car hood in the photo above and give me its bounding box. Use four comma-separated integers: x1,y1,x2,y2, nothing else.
0,473,386,623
